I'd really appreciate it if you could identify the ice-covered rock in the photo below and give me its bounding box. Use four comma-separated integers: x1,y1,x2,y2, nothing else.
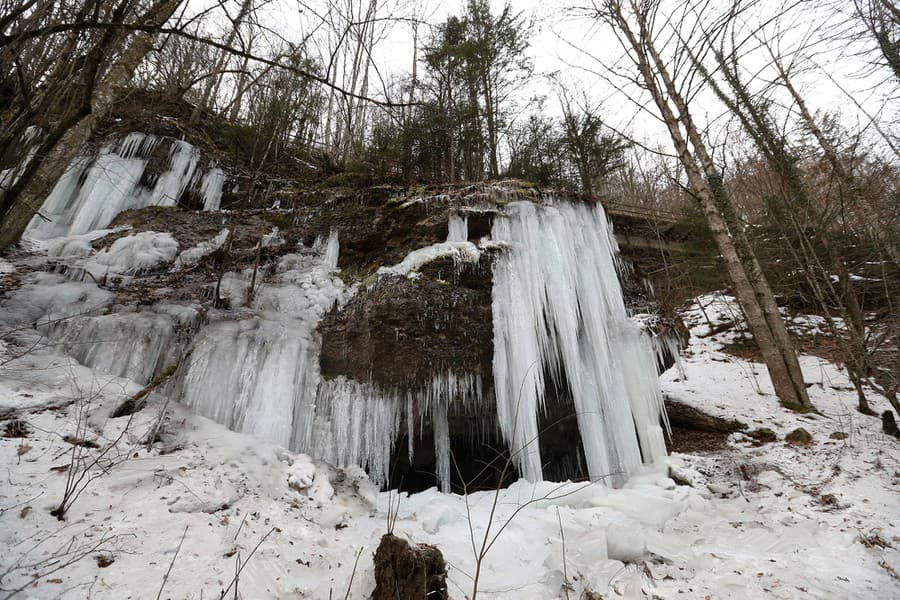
93,231,178,274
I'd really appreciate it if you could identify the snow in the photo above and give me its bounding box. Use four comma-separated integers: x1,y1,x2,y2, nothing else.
1,287,898,598
2,199,898,600
93,231,179,274
0,256,14,276
377,241,482,277
1,272,113,326
173,228,229,269
286,454,317,490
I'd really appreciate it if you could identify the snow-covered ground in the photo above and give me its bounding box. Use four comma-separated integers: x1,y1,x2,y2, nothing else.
1,291,898,599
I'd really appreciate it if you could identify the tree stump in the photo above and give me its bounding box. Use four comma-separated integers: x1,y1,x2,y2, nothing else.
372,534,447,600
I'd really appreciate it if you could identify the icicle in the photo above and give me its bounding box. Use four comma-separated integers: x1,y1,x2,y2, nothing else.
200,167,224,210
447,213,468,242
309,377,403,487
307,370,486,489
321,230,340,269
491,199,667,487
652,333,685,380
432,400,451,492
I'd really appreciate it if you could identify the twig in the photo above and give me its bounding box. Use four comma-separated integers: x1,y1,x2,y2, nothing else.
557,507,570,600
157,525,189,600
218,527,276,599
343,546,364,600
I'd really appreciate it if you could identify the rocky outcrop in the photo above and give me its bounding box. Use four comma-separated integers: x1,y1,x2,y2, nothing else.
6,174,683,493
320,252,495,388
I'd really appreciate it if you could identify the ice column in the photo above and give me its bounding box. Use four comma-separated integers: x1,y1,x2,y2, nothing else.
491,200,667,487
447,213,468,242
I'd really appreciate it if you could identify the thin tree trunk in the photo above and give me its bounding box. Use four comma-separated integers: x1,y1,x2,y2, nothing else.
606,0,812,409
227,50,252,121
705,45,874,413
190,0,253,124
775,61,900,267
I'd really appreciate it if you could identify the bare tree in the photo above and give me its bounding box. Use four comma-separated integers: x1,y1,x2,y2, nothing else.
850,0,900,84
584,0,813,410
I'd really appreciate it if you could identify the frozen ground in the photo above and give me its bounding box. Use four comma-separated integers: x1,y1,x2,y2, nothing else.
0,292,898,599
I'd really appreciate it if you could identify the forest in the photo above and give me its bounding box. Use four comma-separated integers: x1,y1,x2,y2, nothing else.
0,0,898,598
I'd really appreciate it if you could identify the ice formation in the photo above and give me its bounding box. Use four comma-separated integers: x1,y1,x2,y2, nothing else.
310,371,487,490
47,304,198,384
7,180,668,493
0,272,113,326
49,231,179,287
173,229,229,269
0,126,42,192
93,231,179,274
23,133,222,240
491,200,668,486
447,213,468,242
178,232,345,450
178,201,666,490
376,241,481,278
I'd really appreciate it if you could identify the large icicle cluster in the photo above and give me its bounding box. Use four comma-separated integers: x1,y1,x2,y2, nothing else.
178,200,666,490
24,133,222,240
491,200,668,486
310,371,487,490
6,175,669,493
178,233,345,451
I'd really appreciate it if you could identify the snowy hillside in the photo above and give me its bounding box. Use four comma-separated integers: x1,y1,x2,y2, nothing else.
1,280,897,599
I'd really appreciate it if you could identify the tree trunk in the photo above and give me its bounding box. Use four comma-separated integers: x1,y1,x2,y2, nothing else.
775,62,900,267
190,0,253,125
605,0,812,410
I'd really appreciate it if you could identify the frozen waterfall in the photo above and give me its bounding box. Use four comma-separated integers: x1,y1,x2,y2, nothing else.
175,200,667,490
24,132,222,240
178,233,344,451
491,200,668,486
15,171,669,492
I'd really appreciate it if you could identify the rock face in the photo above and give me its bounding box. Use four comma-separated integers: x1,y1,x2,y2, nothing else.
319,253,495,388
4,160,680,494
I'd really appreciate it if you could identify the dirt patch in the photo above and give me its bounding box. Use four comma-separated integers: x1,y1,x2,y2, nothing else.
665,397,745,453
3,419,28,438
785,427,813,446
